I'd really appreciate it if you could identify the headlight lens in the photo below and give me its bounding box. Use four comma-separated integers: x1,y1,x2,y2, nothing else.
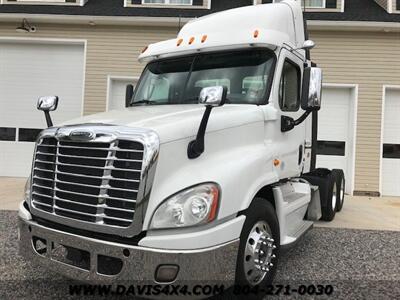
24,175,31,204
150,183,220,229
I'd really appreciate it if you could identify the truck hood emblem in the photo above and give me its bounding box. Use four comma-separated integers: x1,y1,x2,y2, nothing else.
68,130,96,141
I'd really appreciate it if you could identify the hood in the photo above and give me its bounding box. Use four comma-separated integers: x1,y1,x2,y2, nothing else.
61,104,264,144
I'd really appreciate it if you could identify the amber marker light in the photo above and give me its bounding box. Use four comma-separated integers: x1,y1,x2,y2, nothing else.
177,38,183,46
274,159,280,167
254,30,259,38
207,185,219,222
201,35,208,43
189,37,195,45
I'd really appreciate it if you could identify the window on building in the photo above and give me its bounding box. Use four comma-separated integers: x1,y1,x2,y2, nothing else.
142,0,192,5
3,0,84,5
301,0,325,8
279,60,300,111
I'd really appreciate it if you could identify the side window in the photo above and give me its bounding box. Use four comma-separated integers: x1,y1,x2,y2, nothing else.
279,60,300,111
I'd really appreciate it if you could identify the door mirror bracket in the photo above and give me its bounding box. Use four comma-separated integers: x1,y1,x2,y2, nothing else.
187,86,227,159
37,96,59,127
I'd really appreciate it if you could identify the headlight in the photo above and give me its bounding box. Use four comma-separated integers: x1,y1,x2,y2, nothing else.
150,183,220,229
24,175,31,204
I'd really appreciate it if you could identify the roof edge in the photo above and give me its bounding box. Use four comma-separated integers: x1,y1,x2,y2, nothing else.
1,14,400,32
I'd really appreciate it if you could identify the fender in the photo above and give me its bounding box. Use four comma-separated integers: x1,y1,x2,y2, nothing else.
142,121,281,229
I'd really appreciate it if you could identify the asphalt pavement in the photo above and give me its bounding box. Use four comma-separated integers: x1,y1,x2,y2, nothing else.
1,210,399,299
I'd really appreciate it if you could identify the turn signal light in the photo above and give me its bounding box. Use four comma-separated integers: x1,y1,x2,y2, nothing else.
177,38,183,46
254,30,259,38
201,35,208,43
273,159,280,167
189,37,195,45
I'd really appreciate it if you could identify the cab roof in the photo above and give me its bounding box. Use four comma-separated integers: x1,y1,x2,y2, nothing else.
139,0,305,63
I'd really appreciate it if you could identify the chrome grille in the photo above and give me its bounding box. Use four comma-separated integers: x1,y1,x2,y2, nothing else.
32,137,144,228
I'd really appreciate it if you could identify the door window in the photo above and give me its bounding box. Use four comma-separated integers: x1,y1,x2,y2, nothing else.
279,60,300,112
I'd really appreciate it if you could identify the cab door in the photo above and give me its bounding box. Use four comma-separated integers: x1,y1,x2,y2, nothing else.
269,49,306,179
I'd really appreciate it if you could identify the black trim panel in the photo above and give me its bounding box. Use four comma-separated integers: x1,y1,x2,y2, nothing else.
18,128,43,142
316,140,345,156
383,144,400,159
0,127,16,141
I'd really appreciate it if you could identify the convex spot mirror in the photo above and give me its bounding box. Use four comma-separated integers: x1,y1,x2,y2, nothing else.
301,67,322,111
199,86,228,107
37,96,59,112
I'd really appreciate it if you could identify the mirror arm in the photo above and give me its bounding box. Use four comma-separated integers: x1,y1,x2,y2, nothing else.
187,106,213,159
44,111,53,127
281,110,311,132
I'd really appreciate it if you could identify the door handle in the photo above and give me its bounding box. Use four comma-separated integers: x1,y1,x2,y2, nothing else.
298,144,303,165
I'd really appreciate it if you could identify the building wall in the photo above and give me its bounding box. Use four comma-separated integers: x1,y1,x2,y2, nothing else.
0,23,399,193
393,0,399,12
310,30,400,193
0,23,177,114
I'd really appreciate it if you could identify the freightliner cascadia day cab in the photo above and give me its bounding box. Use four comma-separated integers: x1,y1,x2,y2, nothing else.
18,0,345,297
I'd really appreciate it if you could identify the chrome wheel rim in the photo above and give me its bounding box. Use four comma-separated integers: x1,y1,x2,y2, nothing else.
332,182,337,211
243,221,276,286
340,179,345,202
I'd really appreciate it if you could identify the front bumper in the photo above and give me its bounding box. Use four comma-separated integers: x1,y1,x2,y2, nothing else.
18,203,239,290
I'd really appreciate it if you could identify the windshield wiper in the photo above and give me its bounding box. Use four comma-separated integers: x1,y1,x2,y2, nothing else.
131,100,158,106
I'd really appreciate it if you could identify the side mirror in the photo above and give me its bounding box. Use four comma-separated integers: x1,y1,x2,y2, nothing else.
301,40,316,51
37,96,58,112
199,86,227,107
37,96,59,127
126,84,134,108
301,67,322,111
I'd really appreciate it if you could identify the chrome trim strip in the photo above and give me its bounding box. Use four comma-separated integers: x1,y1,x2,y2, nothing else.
29,125,160,237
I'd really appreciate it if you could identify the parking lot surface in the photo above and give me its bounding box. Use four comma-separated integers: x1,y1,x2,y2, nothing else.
1,210,399,299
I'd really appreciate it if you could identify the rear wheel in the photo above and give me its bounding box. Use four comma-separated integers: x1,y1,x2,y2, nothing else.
236,198,280,289
331,169,345,212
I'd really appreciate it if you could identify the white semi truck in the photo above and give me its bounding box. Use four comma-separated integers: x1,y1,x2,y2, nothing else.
18,0,345,297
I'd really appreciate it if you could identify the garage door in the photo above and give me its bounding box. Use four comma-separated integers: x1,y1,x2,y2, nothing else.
0,41,85,177
382,89,400,196
316,86,356,194
108,77,138,111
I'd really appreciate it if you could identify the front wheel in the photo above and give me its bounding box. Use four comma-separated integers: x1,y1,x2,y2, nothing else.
235,198,280,288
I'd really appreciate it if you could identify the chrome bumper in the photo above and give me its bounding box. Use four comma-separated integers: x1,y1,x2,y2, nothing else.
18,204,239,290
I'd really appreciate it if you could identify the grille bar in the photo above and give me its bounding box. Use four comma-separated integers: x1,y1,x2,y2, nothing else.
32,136,144,228
41,161,142,173
55,197,135,213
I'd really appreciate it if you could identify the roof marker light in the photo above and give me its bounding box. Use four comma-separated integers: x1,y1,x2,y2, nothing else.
189,37,195,45
177,38,183,46
254,30,259,38
201,35,208,43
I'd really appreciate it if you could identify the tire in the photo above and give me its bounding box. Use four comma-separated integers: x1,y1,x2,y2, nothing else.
331,169,345,212
235,198,280,291
302,170,337,221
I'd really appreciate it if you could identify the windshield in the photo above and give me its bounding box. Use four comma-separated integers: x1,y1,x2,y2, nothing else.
131,49,276,106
